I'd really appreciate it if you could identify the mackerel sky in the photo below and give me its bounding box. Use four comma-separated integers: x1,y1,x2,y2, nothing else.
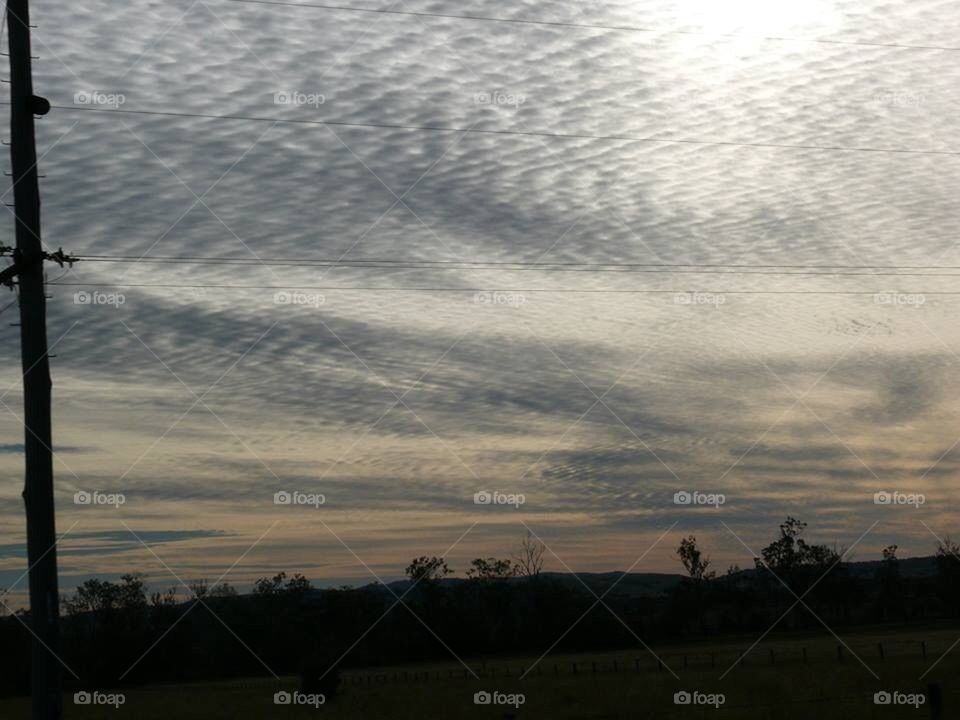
2,0,960,604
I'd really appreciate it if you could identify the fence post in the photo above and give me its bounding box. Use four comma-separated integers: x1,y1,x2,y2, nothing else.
922,641,928,660
710,653,715,669
928,682,942,719
837,645,844,664
635,658,640,673
769,649,775,666
878,642,884,660
683,655,688,669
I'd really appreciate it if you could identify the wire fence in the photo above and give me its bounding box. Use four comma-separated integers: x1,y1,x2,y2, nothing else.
187,635,958,692
149,670,957,719
332,637,948,684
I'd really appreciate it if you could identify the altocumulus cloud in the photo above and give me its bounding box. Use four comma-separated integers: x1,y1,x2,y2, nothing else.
0,0,958,589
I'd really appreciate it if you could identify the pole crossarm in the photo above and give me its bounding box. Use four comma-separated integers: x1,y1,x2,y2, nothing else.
0,248,74,289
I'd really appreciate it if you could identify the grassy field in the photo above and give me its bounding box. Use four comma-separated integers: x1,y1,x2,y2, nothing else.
2,626,957,718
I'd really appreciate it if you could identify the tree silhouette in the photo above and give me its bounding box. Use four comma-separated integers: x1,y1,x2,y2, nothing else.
677,536,714,581
405,556,451,583
466,557,517,580
514,532,545,577
876,544,902,621
934,537,960,615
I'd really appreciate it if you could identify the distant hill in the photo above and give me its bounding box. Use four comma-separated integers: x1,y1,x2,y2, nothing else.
371,572,684,598
535,571,685,597
358,555,941,598
844,554,938,579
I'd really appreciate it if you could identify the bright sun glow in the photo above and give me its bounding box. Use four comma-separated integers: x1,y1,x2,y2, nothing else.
665,0,846,78
677,0,843,36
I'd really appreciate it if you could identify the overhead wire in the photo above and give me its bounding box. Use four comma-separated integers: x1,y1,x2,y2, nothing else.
46,281,957,295
228,0,960,54
63,254,960,276
39,104,960,158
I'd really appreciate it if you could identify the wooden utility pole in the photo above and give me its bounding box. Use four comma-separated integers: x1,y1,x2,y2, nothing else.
7,0,62,718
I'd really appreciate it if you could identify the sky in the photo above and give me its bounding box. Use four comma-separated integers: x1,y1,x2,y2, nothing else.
2,0,960,607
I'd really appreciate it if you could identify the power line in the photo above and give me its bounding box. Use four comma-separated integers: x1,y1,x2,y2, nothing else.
65,256,960,277
48,281,958,295
228,0,960,54
44,104,960,158
72,255,960,269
